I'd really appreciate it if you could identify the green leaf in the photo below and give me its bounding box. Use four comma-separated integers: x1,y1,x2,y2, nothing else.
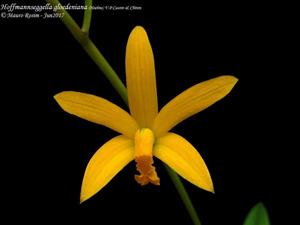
243,202,270,225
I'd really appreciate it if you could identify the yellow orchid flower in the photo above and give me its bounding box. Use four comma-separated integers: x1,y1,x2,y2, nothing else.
54,26,238,203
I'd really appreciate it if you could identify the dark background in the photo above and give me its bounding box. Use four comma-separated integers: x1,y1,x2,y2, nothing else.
2,0,294,224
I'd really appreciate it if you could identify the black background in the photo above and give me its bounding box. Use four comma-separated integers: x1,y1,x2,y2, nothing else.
2,0,295,224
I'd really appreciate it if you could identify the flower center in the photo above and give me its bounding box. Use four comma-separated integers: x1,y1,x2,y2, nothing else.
134,128,160,186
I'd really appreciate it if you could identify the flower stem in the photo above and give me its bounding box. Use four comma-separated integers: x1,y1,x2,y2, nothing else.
47,0,128,104
47,1,202,224
165,165,202,225
82,0,92,34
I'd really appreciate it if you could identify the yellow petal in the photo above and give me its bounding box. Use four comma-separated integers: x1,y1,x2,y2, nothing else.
153,133,214,192
80,135,134,203
152,76,238,137
54,91,139,138
126,26,158,128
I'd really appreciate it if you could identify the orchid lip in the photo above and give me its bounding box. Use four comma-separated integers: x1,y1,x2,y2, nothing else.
134,128,160,186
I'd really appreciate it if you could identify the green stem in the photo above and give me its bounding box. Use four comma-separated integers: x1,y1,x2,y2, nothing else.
165,165,202,225
47,1,201,224
47,0,128,103
83,40,128,104
82,0,92,34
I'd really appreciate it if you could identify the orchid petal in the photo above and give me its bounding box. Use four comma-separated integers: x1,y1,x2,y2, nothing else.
126,26,158,128
54,91,139,138
153,76,238,137
154,133,214,192
80,135,134,203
